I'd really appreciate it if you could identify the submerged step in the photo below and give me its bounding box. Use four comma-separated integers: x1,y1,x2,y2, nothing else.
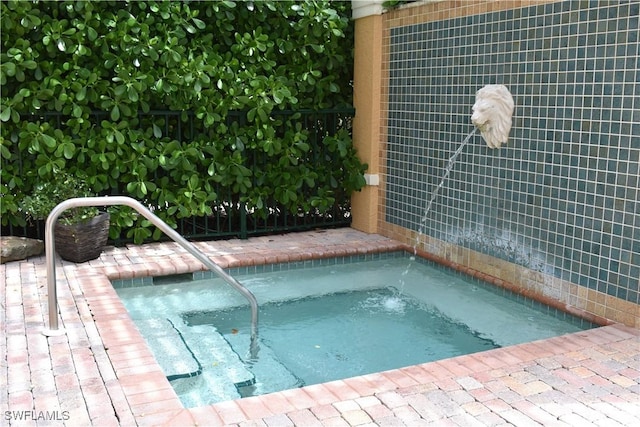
170,321,256,406
224,333,304,398
134,316,258,407
134,318,201,380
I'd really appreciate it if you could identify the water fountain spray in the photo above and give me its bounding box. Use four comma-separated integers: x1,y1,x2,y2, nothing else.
410,84,515,260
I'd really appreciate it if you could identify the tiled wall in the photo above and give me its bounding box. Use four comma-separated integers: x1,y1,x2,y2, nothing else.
381,1,639,310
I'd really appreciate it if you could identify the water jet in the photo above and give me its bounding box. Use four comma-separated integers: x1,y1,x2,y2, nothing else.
412,85,515,255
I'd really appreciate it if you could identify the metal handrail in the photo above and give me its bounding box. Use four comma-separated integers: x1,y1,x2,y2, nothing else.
42,196,259,349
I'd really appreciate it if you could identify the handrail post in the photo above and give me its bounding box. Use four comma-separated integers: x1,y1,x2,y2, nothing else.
42,197,259,353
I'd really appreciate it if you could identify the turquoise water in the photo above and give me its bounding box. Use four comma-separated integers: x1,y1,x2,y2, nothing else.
116,254,592,407
184,287,498,390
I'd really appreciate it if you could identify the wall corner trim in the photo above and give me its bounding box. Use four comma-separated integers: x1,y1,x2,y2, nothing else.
352,0,384,19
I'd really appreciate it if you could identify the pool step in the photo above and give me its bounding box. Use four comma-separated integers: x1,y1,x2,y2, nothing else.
224,333,305,398
133,317,303,405
171,321,258,407
135,317,258,407
134,318,201,380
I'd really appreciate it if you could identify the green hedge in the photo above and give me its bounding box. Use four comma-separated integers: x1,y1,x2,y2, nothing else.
0,0,366,243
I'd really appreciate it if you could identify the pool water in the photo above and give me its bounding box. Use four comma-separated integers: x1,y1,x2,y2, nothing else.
115,253,592,407
184,287,499,392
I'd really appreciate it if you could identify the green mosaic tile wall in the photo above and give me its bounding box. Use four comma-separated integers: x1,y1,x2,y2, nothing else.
385,1,639,303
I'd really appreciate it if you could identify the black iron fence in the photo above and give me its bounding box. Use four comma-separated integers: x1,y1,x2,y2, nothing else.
2,108,356,243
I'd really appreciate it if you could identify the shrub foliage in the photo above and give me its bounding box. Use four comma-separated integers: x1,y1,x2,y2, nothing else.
1,0,366,242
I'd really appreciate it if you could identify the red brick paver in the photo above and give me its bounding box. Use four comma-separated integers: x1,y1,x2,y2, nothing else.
1,229,639,426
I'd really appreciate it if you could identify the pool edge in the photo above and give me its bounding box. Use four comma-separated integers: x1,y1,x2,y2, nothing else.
5,229,639,426
75,231,632,424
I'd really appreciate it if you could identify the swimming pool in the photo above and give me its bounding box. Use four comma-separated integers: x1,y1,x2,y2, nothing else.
114,252,594,408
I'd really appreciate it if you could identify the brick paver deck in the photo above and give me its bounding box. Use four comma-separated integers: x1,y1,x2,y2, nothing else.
1,228,638,426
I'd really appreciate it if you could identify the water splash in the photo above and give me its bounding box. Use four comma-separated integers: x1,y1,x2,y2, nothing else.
381,295,406,313
360,293,407,314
